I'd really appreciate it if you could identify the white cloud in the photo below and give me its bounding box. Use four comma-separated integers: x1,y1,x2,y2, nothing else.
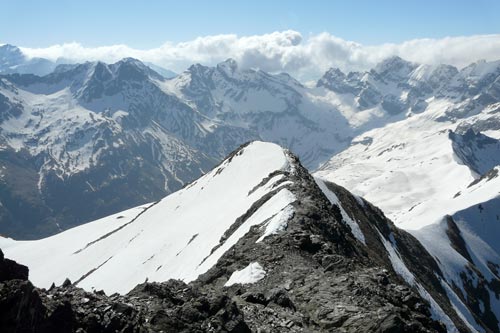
16,31,500,81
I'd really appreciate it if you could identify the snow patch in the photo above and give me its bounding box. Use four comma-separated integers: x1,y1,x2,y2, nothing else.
257,204,295,243
224,262,266,287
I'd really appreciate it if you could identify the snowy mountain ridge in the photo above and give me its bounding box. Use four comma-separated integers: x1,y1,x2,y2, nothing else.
0,141,480,332
0,142,297,293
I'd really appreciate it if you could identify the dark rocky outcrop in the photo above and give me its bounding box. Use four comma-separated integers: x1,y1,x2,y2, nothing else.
0,272,249,333
449,129,500,175
0,249,28,282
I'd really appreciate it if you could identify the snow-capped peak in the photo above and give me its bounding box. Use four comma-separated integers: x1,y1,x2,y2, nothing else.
374,55,416,75
217,58,238,75
0,44,25,65
324,67,346,80
460,59,500,85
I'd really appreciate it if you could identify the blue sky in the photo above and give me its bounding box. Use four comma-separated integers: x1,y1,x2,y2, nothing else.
3,0,500,80
3,0,499,48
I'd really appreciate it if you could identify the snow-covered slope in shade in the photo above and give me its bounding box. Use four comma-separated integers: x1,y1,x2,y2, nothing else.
0,142,297,294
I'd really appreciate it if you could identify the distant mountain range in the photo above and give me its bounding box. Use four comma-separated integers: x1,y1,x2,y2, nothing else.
1,46,499,240
1,43,500,332
0,52,351,238
0,43,177,78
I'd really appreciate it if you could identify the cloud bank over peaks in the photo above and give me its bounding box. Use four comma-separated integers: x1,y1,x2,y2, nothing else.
13,30,500,81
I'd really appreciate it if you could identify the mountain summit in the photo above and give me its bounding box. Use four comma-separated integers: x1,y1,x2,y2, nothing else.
1,141,483,332
0,44,55,76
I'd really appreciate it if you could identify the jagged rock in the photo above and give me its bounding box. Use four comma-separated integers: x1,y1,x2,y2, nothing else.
261,287,296,311
62,278,72,288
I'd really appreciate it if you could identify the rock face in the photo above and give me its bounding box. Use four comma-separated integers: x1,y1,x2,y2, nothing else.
0,142,483,332
449,128,500,176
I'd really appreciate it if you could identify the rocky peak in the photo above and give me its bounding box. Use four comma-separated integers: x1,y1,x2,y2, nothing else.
179,63,215,90
458,60,500,98
461,59,500,79
217,58,238,75
317,67,355,93
91,61,113,81
186,62,212,77
431,64,459,79
0,44,22,53
74,58,167,103
425,64,460,91
409,64,459,87
0,44,55,76
324,67,347,81
375,56,414,73
0,44,25,66
374,56,417,82
113,57,150,81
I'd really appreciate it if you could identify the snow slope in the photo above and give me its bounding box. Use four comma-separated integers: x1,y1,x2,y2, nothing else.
1,137,496,331
316,98,474,228
0,142,297,294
